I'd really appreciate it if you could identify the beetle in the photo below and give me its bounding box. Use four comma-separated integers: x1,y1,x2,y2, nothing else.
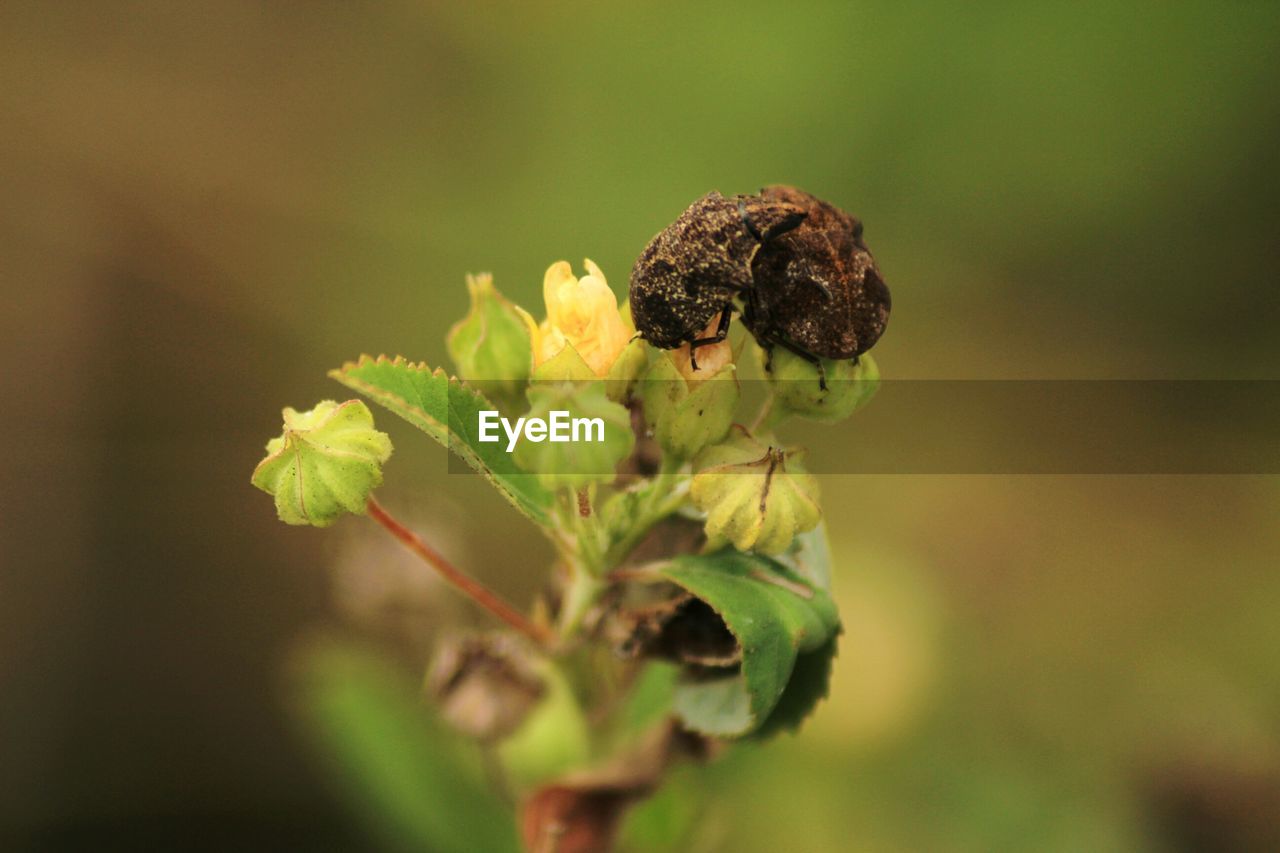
629,190,806,367
743,185,891,388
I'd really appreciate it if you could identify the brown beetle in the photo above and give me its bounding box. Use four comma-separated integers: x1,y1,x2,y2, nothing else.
743,185,891,384
629,191,806,365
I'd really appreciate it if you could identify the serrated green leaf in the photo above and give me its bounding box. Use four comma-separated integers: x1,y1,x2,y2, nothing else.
658,548,840,738
752,635,839,739
287,637,520,853
330,355,553,526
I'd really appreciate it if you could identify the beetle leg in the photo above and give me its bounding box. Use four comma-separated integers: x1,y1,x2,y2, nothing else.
686,307,734,371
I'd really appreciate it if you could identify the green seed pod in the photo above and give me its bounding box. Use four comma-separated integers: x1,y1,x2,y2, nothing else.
251,400,392,527
762,349,879,424
640,351,739,461
514,380,635,490
691,426,820,555
446,273,532,403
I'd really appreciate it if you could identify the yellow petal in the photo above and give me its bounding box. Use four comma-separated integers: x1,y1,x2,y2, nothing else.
536,322,568,368
582,258,606,285
542,260,575,325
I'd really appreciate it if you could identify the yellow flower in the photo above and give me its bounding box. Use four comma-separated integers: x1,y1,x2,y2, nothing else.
520,260,631,378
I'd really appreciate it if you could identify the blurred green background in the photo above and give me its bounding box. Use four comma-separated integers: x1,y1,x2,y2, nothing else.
2,1,1278,850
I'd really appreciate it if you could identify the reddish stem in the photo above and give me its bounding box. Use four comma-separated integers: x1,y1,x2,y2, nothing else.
365,496,553,647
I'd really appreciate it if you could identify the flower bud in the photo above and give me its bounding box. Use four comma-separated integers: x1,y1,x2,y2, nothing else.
761,349,880,423
513,381,635,490
640,350,739,461
251,400,392,527
604,337,649,403
446,273,532,403
691,426,820,555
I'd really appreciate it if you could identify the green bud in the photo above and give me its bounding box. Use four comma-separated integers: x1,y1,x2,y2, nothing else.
513,380,635,490
604,336,649,403
691,426,820,555
251,400,392,527
640,352,739,461
761,348,880,423
446,273,532,402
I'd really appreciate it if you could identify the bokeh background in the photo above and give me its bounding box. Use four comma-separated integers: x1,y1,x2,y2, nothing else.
3,1,1279,850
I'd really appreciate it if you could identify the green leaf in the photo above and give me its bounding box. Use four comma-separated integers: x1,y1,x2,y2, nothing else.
658,548,840,737
250,399,391,527
286,637,520,853
616,662,678,737
330,355,553,526
752,635,839,739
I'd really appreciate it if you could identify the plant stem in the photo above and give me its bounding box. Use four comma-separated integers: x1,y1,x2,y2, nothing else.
365,496,553,647
556,566,603,640
559,487,606,577
600,468,690,569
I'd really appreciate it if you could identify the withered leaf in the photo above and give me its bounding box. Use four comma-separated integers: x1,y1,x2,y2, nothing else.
428,633,545,742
